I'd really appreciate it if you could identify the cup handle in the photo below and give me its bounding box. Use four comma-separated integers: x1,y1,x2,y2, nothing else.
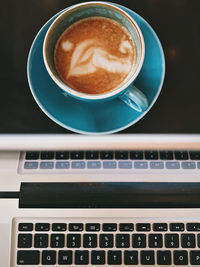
119,84,149,112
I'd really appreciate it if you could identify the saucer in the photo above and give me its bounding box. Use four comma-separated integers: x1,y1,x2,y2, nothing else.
27,4,165,135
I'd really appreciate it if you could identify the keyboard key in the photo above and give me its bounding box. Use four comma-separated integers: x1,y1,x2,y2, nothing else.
35,223,50,231
118,161,132,169
166,161,180,169
150,161,164,169
103,223,117,231
141,250,155,265
182,161,196,169
198,162,200,169
42,250,56,265
34,234,48,248
130,151,143,160
190,151,200,160
160,151,174,160
18,234,32,248
87,161,101,169
145,151,158,160
170,223,184,231
75,250,89,265
116,234,130,248
108,250,122,265
83,234,97,248
190,251,200,265
86,151,99,160
198,234,200,247
40,161,54,169
56,161,70,169
24,161,38,169
58,250,72,265
119,223,134,232
157,250,171,265
18,223,33,232
67,234,81,248
41,151,54,160
100,234,113,248
165,234,179,248
52,223,67,231
91,250,105,265
175,151,188,160
134,161,148,169
124,250,138,265
71,161,85,169
174,250,188,265
149,234,163,248
136,223,151,231
71,151,84,159
17,250,40,265
187,223,200,231
69,223,83,231
115,151,128,160
103,161,117,169
153,223,168,231
100,151,114,160
132,234,146,248
181,234,195,248
25,151,39,160
86,223,100,232
56,151,69,159
51,234,64,248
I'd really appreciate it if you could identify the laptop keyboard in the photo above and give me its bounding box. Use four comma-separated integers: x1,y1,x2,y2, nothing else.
13,218,200,266
20,150,200,173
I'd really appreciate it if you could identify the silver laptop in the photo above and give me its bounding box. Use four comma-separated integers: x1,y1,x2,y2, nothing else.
1,0,200,266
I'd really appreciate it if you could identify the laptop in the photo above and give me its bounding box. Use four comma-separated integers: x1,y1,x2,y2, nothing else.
1,0,200,266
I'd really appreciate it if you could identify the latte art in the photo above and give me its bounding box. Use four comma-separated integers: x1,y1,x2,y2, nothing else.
54,17,136,94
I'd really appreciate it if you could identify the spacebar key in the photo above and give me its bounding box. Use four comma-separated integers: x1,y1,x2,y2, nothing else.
17,250,40,265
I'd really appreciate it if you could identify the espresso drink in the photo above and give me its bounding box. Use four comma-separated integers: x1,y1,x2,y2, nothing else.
54,17,136,94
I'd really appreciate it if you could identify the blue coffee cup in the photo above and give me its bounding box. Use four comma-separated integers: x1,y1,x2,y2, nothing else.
43,1,148,112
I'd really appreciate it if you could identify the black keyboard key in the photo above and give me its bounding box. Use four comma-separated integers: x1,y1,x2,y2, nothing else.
198,234,200,247
91,250,105,265
103,223,117,231
18,223,33,232
83,234,97,248
116,234,130,248
52,223,67,231
165,234,179,248
120,223,134,231
55,151,69,160
130,151,143,160
100,234,113,248
35,223,50,231
187,223,200,231
51,234,64,248
67,234,81,248
69,223,83,231
17,250,40,265
70,151,84,160
181,234,195,248
25,151,39,160
141,250,155,265
75,250,89,265
170,223,184,231
58,250,72,265
115,151,128,160
34,234,48,248
108,250,122,265
136,223,151,231
149,234,163,248
40,151,54,159
145,151,158,160
42,250,56,265
132,234,146,248
174,250,188,265
157,251,171,265
18,234,32,248
124,250,138,265
100,151,114,160
86,223,100,232
153,223,168,231
190,151,200,160
160,151,174,160
175,151,188,160
190,251,200,265
86,151,99,159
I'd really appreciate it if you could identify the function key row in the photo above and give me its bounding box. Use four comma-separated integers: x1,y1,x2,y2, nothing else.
25,150,200,160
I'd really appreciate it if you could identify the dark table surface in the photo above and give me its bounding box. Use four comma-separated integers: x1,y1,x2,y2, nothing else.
0,0,200,134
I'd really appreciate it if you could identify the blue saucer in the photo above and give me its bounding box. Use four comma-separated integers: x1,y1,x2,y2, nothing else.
27,4,165,135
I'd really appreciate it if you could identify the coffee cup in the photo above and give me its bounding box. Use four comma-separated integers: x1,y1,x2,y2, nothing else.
43,1,148,112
